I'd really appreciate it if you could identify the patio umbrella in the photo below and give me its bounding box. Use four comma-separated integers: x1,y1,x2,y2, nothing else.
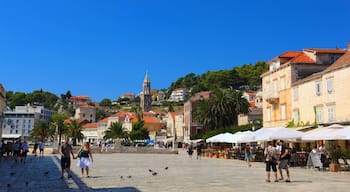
253,127,304,141
302,124,350,141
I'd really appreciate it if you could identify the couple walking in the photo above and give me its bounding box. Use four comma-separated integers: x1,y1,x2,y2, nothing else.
60,140,94,179
264,140,291,183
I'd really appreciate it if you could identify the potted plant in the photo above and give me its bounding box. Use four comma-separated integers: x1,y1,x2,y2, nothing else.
326,141,343,172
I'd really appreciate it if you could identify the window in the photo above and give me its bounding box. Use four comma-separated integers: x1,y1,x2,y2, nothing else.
316,107,323,123
315,81,321,96
280,77,285,90
327,105,335,122
273,80,278,97
327,78,334,93
293,111,299,124
293,88,298,101
267,108,271,121
281,105,286,120
265,82,270,97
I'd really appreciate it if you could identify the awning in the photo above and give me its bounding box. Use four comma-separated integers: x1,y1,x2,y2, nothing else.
1,134,22,139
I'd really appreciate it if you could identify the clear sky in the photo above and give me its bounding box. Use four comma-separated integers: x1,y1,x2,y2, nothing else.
1,0,349,102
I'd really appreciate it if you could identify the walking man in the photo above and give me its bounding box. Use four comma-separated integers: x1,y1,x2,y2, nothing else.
60,139,76,179
39,141,45,157
264,141,278,182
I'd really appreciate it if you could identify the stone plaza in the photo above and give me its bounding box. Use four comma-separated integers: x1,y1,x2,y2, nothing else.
1,149,349,192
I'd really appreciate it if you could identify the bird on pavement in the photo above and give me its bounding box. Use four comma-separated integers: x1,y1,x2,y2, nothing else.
148,169,153,172
164,167,168,170
10,172,15,176
44,171,49,175
127,176,132,178
152,172,158,176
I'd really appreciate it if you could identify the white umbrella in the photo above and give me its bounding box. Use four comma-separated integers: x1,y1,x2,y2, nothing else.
206,132,236,143
253,127,304,141
302,124,350,141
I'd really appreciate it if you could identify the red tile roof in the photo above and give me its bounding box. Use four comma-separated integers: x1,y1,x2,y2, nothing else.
70,96,90,100
290,53,315,63
304,48,347,54
83,123,98,129
279,51,302,58
99,118,108,123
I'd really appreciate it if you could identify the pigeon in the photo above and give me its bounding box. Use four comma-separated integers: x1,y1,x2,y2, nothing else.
152,172,157,176
127,176,132,178
120,176,123,179
148,169,153,172
7,184,11,187
25,181,29,185
164,167,168,170
44,171,49,175
10,172,15,176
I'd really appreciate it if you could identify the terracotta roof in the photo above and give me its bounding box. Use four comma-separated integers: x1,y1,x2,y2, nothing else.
64,118,87,124
142,116,161,124
290,52,315,63
83,123,98,129
279,51,302,58
99,118,108,123
304,48,347,54
249,101,256,107
70,96,90,100
324,51,350,73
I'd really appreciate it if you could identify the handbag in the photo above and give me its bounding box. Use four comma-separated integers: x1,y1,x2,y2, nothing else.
78,150,83,158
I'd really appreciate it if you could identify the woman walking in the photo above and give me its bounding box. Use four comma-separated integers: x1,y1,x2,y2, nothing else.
76,142,94,177
245,144,252,167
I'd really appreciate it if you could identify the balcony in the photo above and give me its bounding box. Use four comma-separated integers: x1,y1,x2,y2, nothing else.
265,96,279,104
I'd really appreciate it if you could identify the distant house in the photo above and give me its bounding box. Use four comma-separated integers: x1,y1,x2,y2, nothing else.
70,96,91,109
74,105,96,123
183,91,213,141
121,93,135,100
168,88,189,102
82,122,98,145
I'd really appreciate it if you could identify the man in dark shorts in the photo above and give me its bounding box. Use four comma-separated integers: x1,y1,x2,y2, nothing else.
278,140,291,182
60,139,76,179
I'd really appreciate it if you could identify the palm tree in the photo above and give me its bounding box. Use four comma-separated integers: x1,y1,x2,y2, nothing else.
104,122,128,146
66,119,84,146
193,88,250,130
31,120,50,142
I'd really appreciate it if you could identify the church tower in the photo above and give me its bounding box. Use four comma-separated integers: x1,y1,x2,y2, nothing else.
140,71,152,112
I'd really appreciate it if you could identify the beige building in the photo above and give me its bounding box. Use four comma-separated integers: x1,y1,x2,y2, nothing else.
292,48,350,126
0,84,6,141
261,47,346,128
74,105,96,123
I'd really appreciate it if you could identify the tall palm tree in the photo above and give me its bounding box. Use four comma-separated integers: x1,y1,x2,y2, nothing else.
31,120,50,142
193,88,250,130
104,122,128,146
66,119,84,146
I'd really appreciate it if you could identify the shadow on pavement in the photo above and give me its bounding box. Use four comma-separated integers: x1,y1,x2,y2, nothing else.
0,154,69,191
53,156,143,192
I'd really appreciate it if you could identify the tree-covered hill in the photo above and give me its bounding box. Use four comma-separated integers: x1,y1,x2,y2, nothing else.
167,61,268,97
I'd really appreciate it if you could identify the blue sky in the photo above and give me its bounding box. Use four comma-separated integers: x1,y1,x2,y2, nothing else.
1,0,349,102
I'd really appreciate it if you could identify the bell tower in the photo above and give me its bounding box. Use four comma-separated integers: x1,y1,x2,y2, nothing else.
140,71,152,112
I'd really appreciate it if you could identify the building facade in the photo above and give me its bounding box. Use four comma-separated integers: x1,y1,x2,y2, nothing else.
2,105,54,140
292,48,350,126
74,105,96,123
140,72,152,112
183,91,212,141
261,47,346,128
0,84,6,141
168,88,189,102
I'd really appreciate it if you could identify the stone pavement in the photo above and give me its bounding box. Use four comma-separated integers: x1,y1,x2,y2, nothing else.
1,150,350,192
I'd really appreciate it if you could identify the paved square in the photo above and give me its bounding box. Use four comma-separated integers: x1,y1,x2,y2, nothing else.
1,150,350,192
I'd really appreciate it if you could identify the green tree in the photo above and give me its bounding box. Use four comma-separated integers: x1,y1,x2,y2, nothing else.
51,113,69,145
66,119,85,146
100,98,112,107
193,89,250,130
129,121,149,141
104,122,128,145
31,120,51,142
